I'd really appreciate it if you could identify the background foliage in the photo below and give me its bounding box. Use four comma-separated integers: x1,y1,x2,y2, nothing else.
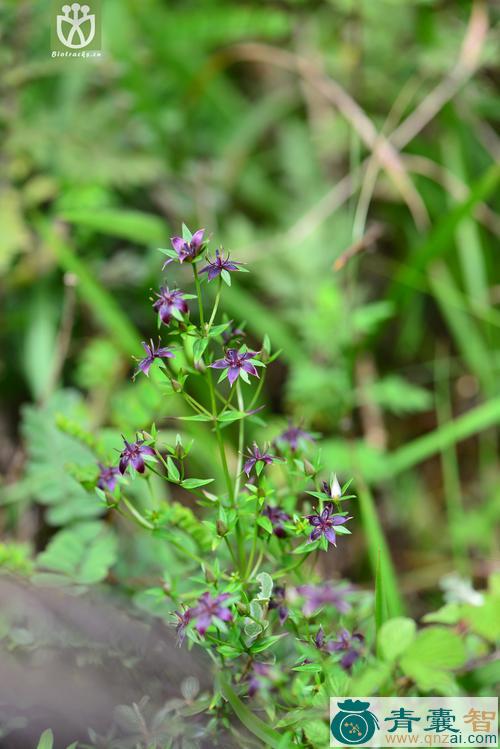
0,0,499,745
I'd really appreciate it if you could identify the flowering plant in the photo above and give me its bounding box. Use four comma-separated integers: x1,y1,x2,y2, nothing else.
87,225,491,747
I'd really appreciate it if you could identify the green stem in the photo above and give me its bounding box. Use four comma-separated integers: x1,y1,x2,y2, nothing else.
234,382,246,573
207,368,233,500
234,382,245,499
122,497,155,530
192,263,205,327
224,536,239,569
248,369,266,411
207,278,222,333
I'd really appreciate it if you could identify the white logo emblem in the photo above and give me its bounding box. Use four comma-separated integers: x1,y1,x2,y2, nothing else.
56,3,95,49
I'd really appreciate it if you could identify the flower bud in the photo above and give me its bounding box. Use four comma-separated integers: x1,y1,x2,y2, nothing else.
171,379,182,392
216,519,228,537
204,567,216,583
303,459,316,477
236,601,249,616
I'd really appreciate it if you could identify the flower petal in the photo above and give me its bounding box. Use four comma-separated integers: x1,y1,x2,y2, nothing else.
171,236,185,253
191,229,205,248
227,367,240,386
209,358,228,369
324,528,337,545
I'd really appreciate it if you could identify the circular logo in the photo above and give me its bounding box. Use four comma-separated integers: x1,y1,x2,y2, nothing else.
331,700,379,745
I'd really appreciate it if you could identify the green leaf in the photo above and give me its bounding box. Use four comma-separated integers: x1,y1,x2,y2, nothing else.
379,617,416,662
36,730,54,749
400,627,466,694
180,477,214,489
462,596,500,643
350,662,391,696
256,572,273,600
166,456,180,482
249,634,284,653
303,719,330,745
193,337,209,362
293,539,318,555
257,515,273,534
179,413,213,421
292,662,322,673
218,673,284,748
217,410,247,423
36,521,117,585
6,392,101,525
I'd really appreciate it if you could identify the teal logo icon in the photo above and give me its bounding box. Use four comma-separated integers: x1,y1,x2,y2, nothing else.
331,699,379,745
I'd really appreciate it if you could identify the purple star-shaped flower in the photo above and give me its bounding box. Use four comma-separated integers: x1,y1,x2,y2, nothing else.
306,503,352,546
209,348,261,386
262,505,290,538
277,423,315,452
97,463,120,492
222,323,246,345
269,586,289,625
325,628,364,671
190,592,233,636
243,443,278,477
199,248,244,282
173,608,192,647
296,582,353,616
248,662,271,697
163,228,206,268
134,339,175,378
153,286,189,326
118,437,155,475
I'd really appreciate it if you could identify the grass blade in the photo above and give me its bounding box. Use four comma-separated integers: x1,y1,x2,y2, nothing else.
218,673,286,748
40,222,142,356
390,162,500,306
386,396,500,477
356,478,404,618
